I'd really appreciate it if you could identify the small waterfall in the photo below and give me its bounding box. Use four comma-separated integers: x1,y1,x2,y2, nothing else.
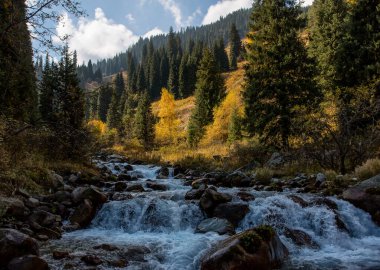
168,167,174,178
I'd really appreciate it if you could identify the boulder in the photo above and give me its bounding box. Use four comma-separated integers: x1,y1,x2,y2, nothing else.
49,173,64,190
213,202,250,226
54,191,72,203
191,179,209,189
69,199,95,228
201,226,288,270
283,227,319,249
81,255,102,266
199,188,232,216
124,164,134,171
14,189,31,198
117,174,132,181
146,181,167,191
315,173,326,187
71,186,107,206
157,167,169,179
126,184,145,192
25,198,40,209
114,182,127,192
196,218,235,235
0,229,39,266
28,210,59,228
93,243,119,251
52,251,70,260
0,197,26,217
185,185,207,200
224,171,252,187
7,255,49,270
237,192,255,202
266,152,284,168
343,174,380,225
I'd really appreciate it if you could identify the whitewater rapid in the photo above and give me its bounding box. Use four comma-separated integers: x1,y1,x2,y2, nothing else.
41,160,380,270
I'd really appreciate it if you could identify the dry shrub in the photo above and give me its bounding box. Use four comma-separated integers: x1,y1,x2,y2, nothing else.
254,167,274,184
355,158,380,180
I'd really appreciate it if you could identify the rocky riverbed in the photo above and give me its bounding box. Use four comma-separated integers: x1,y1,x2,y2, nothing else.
1,154,380,270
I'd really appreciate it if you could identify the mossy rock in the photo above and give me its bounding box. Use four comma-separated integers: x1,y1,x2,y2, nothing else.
240,231,262,253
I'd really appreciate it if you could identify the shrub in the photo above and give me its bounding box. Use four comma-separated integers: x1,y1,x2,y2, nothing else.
355,158,380,180
254,167,274,184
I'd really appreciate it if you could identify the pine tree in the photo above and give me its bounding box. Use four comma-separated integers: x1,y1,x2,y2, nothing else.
0,0,37,121
168,57,179,97
244,0,319,149
39,54,58,122
97,84,113,122
134,91,155,148
188,48,225,146
229,23,241,70
87,60,94,81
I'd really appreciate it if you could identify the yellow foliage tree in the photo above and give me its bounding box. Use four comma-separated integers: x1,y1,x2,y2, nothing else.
155,88,182,144
201,71,244,144
87,120,108,138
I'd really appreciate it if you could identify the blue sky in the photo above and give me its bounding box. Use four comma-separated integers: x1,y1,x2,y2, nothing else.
53,0,313,63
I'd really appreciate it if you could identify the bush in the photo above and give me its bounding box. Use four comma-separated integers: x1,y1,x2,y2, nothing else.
355,158,380,180
254,167,274,184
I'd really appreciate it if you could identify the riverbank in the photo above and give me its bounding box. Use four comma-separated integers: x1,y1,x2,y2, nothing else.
1,153,380,269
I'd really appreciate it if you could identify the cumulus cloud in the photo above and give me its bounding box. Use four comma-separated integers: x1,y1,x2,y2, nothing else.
158,0,183,28
202,0,253,25
54,8,139,63
143,27,165,38
303,0,314,6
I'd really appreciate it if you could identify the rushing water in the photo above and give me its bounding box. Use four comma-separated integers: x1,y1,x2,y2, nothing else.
41,161,380,270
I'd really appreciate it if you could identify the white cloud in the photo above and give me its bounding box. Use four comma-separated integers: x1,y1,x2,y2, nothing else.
185,8,202,26
143,27,165,38
302,0,314,6
126,13,135,22
202,0,253,25
158,0,183,28
54,8,139,63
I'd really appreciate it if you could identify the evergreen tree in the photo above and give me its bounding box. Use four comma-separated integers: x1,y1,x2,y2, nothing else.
94,68,103,83
187,49,225,146
87,60,94,81
229,23,241,70
39,55,58,122
168,57,179,97
213,38,229,72
244,0,319,149
107,73,125,130
134,91,155,148
0,0,37,121
97,84,113,122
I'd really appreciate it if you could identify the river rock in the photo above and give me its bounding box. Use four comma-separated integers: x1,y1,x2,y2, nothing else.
52,250,70,260
25,197,40,208
196,218,235,235
49,173,64,190
54,191,72,203
69,199,95,228
0,229,39,266
224,171,252,187
157,167,169,179
71,186,107,206
199,188,232,216
0,197,26,217
114,181,127,192
237,192,255,202
28,210,59,228
7,255,49,270
146,181,167,191
117,174,132,181
126,184,145,192
185,185,207,200
124,164,134,171
81,255,102,266
201,226,288,270
343,174,380,226
283,227,319,249
213,202,250,226
266,152,284,168
315,173,326,187
192,179,209,189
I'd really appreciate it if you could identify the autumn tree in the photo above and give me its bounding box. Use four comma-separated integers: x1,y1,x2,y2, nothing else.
155,88,181,144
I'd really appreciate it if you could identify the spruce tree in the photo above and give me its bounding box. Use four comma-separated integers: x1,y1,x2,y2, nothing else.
39,55,58,122
244,0,319,149
133,91,155,148
229,23,241,70
228,109,242,143
97,84,113,122
187,48,225,146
